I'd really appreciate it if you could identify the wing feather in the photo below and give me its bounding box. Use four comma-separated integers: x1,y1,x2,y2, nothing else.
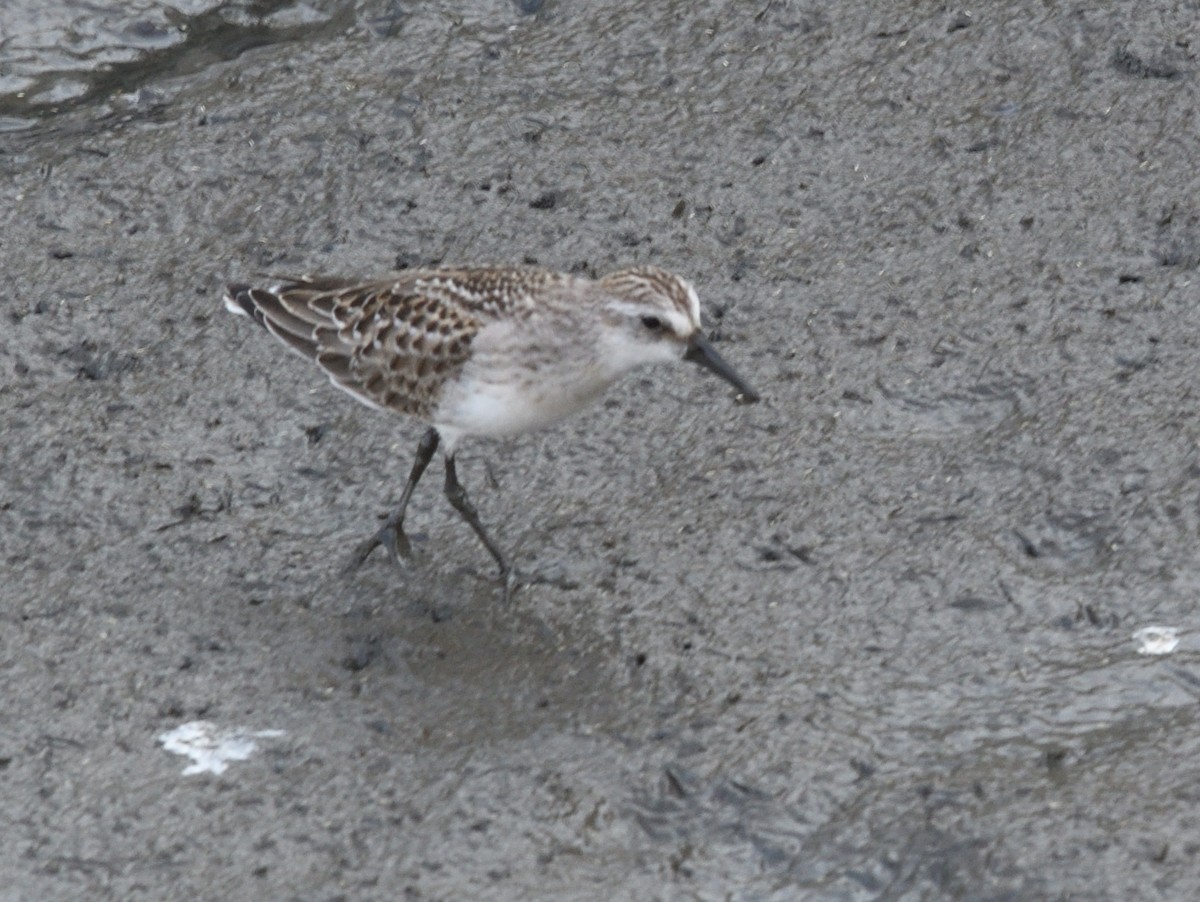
223,273,493,418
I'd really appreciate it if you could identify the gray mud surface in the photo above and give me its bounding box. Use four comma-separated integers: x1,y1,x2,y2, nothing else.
3,1,1200,898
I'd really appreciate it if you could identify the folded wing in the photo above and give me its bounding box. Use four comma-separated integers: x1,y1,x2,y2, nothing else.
223,276,481,417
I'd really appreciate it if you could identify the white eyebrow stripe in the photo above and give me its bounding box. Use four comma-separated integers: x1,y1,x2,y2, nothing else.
606,300,695,335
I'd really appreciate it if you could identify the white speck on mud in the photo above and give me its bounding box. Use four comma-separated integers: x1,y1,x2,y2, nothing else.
1132,626,1180,656
158,721,285,775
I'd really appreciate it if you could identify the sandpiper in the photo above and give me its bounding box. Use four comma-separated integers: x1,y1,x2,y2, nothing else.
223,265,759,587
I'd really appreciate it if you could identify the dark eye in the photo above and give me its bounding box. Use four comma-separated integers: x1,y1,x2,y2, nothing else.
640,315,665,332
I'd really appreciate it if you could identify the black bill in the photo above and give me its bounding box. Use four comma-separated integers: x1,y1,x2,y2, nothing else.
684,333,760,403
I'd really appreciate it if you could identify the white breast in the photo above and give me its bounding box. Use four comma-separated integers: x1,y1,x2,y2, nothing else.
435,363,615,439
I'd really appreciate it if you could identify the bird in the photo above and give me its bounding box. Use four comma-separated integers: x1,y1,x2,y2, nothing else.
223,264,759,590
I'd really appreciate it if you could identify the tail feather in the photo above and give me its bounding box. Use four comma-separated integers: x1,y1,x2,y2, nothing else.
222,283,256,318
223,281,326,362
247,287,321,344
263,317,319,360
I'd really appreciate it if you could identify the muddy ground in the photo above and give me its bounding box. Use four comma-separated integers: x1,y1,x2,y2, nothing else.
3,1,1200,898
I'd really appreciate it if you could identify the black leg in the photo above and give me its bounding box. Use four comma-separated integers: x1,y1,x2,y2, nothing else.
348,427,439,569
443,453,513,588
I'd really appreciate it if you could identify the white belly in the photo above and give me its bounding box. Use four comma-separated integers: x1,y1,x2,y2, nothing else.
435,367,613,439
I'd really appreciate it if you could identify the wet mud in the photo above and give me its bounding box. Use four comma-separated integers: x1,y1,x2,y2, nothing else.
2,1,1199,898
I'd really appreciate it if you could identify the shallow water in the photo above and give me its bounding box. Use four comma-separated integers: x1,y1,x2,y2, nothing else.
0,0,348,129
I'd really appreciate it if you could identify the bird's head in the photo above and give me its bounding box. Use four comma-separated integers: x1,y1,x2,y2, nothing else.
598,266,760,402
